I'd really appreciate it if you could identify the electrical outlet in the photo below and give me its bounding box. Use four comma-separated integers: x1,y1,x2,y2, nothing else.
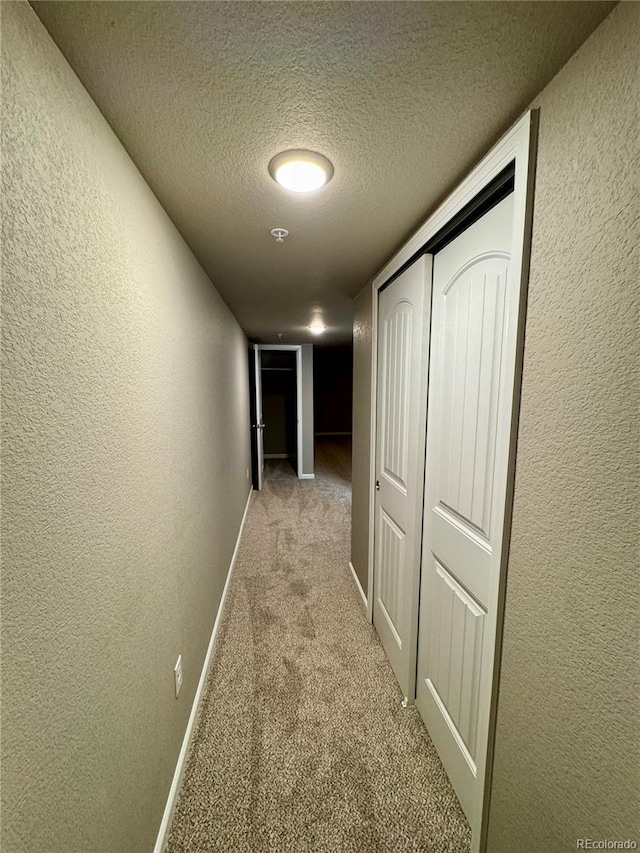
174,655,183,698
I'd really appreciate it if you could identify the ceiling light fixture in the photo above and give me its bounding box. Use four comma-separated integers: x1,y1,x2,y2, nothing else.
269,150,334,193
308,322,327,335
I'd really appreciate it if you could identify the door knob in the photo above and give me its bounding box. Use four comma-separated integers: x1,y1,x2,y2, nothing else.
376,480,380,491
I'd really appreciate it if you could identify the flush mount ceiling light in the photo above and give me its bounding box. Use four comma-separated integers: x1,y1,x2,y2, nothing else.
268,150,334,193
308,322,327,335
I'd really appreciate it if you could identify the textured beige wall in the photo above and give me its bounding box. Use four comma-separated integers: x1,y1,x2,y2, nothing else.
1,4,251,852
350,284,373,594
487,4,639,850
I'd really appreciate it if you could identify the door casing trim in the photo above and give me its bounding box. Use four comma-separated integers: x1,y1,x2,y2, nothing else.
256,344,304,479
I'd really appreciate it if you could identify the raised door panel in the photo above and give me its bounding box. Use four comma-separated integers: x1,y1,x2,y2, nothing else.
380,302,412,494
425,559,485,765
377,510,405,646
437,256,509,548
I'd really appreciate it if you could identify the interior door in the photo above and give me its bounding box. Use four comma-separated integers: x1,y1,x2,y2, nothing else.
253,344,264,490
373,255,430,701
416,193,518,829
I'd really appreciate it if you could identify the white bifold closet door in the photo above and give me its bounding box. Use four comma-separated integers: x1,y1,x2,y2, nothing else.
373,255,430,701
416,192,516,829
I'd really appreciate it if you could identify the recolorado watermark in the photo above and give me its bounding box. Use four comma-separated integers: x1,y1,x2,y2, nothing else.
576,841,637,850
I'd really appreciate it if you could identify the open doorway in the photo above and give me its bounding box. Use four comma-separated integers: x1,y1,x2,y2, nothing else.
261,348,298,474
312,343,354,490
250,344,315,489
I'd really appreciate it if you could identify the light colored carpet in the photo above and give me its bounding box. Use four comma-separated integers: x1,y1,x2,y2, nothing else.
166,438,471,853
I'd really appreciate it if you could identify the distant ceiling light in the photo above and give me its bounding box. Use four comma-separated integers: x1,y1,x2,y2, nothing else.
308,323,327,335
269,150,334,193
270,227,289,242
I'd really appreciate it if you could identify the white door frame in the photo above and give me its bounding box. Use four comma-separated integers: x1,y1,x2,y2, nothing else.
253,344,265,490
257,344,304,479
365,110,538,852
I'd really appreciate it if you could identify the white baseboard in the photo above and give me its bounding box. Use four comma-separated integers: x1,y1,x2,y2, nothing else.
348,561,368,611
153,487,253,853
299,473,315,479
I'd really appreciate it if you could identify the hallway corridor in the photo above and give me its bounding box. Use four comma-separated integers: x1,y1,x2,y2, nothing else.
166,440,470,853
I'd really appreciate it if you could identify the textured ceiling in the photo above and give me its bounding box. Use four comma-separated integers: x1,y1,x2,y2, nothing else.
31,1,613,344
